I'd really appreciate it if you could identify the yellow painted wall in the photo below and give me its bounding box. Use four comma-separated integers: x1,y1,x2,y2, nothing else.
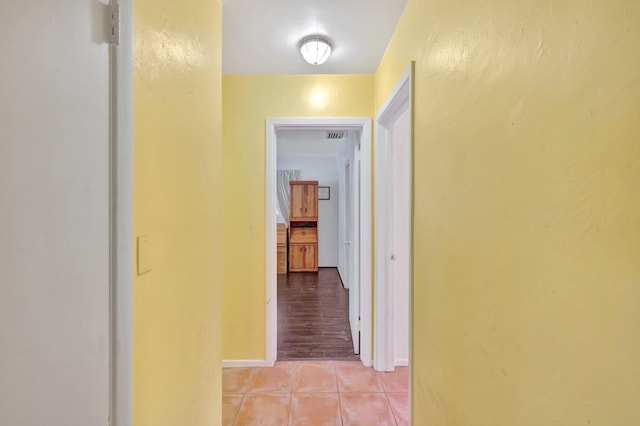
376,0,640,424
222,75,374,359
133,0,222,425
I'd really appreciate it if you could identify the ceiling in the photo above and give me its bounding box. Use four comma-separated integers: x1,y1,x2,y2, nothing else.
222,0,408,74
277,129,348,157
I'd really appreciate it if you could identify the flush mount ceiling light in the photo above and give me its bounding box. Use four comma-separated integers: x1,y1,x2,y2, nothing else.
300,35,332,65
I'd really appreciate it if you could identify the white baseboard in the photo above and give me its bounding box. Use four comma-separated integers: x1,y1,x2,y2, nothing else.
337,267,347,288
222,360,268,368
395,358,409,367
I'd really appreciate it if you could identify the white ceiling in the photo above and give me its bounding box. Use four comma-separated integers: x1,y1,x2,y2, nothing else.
222,0,408,74
277,130,347,157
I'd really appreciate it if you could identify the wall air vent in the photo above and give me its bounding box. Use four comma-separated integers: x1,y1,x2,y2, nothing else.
326,130,346,140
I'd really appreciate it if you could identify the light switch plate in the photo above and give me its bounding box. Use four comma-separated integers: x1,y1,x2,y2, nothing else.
137,235,152,275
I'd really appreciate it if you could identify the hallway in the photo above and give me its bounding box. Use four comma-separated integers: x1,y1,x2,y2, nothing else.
222,361,409,425
278,268,357,360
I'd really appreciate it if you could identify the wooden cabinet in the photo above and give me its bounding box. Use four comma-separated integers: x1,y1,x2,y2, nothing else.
290,181,318,222
288,180,319,272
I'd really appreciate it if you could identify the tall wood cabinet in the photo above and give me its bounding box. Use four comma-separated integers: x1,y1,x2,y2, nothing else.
289,181,318,272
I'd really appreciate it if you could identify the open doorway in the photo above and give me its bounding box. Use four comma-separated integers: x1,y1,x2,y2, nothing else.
265,118,372,366
276,129,353,360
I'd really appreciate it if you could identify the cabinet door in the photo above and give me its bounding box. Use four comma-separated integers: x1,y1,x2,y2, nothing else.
289,244,305,270
303,184,318,219
303,244,318,270
289,244,318,271
290,183,306,220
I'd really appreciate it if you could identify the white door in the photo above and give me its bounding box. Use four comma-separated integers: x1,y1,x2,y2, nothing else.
345,162,360,353
0,2,112,425
352,153,362,355
391,104,411,366
344,162,351,288
383,103,411,367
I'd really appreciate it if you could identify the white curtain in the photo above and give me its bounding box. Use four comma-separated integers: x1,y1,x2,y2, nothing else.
277,169,299,227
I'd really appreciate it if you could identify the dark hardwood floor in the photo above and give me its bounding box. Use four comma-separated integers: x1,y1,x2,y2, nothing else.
277,267,358,360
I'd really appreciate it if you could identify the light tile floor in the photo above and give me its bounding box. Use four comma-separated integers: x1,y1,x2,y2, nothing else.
223,361,409,426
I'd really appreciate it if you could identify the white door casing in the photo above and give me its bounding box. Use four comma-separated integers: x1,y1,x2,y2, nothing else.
111,1,134,425
374,64,413,372
265,118,372,367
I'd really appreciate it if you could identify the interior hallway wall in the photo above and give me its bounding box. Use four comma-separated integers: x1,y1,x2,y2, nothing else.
375,0,640,424
133,0,223,425
222,75,374,360
277,156,340,267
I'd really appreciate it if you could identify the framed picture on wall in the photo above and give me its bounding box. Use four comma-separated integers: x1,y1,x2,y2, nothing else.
318,186,330,200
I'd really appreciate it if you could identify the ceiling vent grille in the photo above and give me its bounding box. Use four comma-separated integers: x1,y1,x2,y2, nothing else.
326,130,346,140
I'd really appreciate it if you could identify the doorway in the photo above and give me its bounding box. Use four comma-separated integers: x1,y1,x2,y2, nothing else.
374,64,413,372
265,118,372,366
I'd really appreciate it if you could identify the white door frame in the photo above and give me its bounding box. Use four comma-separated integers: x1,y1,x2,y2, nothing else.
373,64,413,372
111,1,133,425
265,118,373,367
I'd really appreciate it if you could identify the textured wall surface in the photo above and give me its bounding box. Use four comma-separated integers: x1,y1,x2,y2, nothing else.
222,75,374,360
133,0,223,425
376,0,640,424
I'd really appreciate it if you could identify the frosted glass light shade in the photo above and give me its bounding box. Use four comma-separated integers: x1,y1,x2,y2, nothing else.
300,36,332,65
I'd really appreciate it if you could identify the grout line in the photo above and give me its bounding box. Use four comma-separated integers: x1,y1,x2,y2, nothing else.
335,363,344,426
378,370,388,393
286,392,292,426
231,392,245,426
383,390,400,426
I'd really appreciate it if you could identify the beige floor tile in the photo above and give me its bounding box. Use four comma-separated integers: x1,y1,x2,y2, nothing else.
332,361,363,369
248,366,295,393
235,394,291,426
293,364,338,393
223,367,255,393
222,394,243,426
387,393,409,426
335,364,383,393
289,393,341,426
339,393,396,426
378,367,409,393
277,360,334,368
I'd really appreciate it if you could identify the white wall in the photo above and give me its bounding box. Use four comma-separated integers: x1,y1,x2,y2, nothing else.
0,1,111,424
278,157,339,267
